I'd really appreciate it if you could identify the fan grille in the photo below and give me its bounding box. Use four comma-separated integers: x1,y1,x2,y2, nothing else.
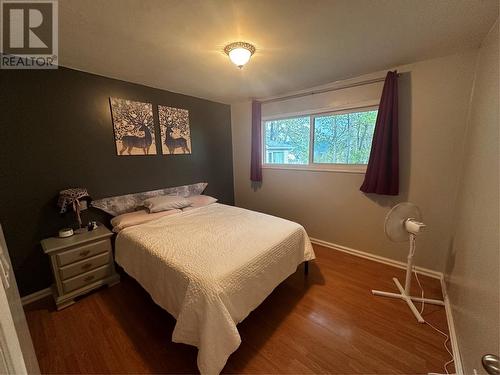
384,202,422,242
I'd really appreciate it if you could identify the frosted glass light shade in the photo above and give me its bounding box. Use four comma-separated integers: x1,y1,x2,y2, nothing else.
224,42,255,68
229,48,252,67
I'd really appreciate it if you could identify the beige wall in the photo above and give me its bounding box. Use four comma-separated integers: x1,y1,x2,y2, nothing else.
445,21,499,374
231,50,479,272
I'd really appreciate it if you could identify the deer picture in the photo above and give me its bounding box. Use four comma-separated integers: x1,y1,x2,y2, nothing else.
164,125,191,154
110,98,156,156
120,123,153,155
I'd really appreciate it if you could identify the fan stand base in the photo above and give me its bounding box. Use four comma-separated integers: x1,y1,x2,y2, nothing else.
372,277,444,323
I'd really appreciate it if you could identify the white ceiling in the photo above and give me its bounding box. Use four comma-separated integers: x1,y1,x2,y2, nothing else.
59,0,498,104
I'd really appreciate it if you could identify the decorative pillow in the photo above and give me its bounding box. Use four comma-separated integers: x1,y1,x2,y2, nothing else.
183,195,218,211
111,209,181,233
143,195,191,213
91,182,207,216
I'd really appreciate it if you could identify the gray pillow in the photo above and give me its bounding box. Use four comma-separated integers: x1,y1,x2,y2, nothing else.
143,195,191,213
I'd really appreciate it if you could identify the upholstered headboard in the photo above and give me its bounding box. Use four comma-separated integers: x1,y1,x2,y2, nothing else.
91,182,207,216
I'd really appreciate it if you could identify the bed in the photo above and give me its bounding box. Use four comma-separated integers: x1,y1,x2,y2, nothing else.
96,189,314,375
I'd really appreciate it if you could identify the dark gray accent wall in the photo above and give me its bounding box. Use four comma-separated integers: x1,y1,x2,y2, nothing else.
0,66,234,296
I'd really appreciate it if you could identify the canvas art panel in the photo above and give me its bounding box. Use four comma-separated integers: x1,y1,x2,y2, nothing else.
109,97,157,156
159,105,192,154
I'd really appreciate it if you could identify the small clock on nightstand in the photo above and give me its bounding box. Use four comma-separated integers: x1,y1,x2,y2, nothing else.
41,224,120,310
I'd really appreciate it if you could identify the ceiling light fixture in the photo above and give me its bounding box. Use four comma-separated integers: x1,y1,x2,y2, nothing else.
224,42,255,69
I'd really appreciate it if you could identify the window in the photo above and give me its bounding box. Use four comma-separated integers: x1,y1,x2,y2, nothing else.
264,116,310,165
313,109,377,165
263,106,377,172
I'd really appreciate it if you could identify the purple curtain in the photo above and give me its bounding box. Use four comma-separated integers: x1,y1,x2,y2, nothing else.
360,71,399,195
250,100,263,182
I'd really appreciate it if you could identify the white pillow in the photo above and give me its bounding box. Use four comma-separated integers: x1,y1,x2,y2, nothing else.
183,195,218,211
111,209,181,232
143,195,191,213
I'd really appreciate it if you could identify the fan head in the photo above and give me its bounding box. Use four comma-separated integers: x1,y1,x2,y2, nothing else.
384,202,422,242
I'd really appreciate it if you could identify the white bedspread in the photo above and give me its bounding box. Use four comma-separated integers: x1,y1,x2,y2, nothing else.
115,203,315,375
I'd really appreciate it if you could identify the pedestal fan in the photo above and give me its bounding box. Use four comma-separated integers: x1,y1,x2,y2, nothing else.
372,202,444,323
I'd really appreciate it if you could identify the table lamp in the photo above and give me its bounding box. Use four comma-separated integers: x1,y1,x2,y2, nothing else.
57,188,90,235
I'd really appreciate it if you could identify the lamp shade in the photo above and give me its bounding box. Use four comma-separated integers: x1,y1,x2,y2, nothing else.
57,188,89,214
228,47,252,67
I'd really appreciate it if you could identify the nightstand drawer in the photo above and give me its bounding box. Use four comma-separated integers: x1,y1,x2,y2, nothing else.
59,252,110,280
62,265,111,293
57,239,110,266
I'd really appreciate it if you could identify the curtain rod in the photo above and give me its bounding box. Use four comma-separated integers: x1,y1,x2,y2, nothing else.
258,75,395,105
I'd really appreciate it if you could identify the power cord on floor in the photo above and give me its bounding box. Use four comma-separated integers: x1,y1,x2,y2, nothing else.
413,269,455,375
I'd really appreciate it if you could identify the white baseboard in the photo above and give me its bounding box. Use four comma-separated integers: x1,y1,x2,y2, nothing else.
21,287,52,306
310,237,443,280
441,277,463,375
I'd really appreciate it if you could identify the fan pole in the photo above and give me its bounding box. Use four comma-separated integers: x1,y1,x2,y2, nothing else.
371,233,445,323
404,234,416,294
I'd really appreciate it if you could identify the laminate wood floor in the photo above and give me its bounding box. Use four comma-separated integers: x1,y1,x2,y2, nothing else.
24,245,454,374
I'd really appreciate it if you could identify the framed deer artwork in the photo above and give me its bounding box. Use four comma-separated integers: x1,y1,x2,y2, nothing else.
158,105,192,155
109,97,157,156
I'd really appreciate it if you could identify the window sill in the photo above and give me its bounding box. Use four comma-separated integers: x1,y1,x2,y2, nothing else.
262,164,367,174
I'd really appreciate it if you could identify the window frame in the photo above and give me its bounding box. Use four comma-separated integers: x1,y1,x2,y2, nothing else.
261,104,379,174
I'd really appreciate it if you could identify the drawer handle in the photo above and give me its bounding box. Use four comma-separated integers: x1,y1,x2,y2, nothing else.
81,263,92,271
83,275,95,283
79,250,90,257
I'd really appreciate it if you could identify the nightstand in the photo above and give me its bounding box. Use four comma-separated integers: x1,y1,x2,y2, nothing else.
41,225,120,310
